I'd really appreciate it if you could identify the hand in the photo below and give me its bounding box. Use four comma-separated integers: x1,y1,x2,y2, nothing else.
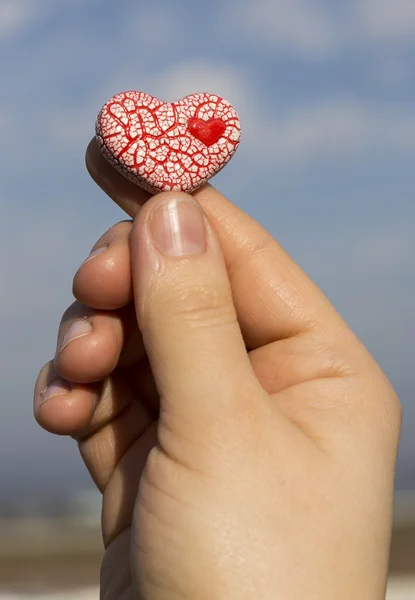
34,139,401,600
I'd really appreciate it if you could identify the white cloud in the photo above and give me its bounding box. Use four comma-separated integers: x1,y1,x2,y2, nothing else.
252,98,415,166
222,0,339,59
133,60,415,170
145,59,253,108
0,0,103,43
127,5,183,51
221,0,415,59
359,0,415,40
2,2,412,171
0,0,35,40
7,51,415,174
43,59,255,153
0,0,63,41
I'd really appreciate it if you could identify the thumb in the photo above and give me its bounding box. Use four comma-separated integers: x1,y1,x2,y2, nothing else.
131,192,260,437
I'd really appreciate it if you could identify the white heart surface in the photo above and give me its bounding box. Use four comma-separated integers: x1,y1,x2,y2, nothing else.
96,91,241,194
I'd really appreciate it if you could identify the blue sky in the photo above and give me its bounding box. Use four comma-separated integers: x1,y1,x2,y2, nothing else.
0,0,414,505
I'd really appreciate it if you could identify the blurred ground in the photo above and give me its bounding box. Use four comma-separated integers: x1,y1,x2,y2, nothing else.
0,493,414,597
0,581,414,599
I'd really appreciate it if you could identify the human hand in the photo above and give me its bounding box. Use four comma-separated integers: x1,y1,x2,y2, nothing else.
34,139,401,599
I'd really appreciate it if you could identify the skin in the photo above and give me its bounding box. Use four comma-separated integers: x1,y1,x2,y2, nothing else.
34,138,401,600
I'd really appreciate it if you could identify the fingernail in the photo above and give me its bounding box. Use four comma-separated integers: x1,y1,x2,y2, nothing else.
37,380,71,409
151,197,206,257
60,318,93,352
81,245,108,267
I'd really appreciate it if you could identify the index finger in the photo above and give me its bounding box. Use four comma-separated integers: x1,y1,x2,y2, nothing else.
86,138,347,349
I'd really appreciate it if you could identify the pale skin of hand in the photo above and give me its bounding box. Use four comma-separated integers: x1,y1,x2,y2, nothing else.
34,139,401,600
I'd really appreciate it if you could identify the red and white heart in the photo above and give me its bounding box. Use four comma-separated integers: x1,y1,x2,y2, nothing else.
95,91,241,194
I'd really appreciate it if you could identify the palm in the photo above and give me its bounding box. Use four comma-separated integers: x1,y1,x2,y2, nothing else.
91,320,343,599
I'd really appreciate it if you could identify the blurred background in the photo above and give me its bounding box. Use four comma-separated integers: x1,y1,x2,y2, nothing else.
0,0,414,597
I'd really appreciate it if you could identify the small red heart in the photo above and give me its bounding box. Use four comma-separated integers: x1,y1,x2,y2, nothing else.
96,91,241,194
187,117,227,147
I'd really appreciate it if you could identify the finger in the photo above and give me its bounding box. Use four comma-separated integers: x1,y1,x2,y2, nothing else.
54,301,145,384
73,220,133,310
86,138,150,215
131,192,265,441
34,361,101,435
34,361,154,491
86,138,348,350
78,371,154,492
102,421,157,546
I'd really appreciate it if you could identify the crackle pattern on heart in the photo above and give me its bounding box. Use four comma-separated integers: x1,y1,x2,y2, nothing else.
96,91,241,194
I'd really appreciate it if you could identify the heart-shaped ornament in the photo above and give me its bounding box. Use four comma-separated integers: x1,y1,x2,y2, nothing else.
96,91,241,194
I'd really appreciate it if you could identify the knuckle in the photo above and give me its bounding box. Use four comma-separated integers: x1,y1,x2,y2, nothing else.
227,233,272,280
302,330,356,380
314,343,355,380
157,280,237,329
